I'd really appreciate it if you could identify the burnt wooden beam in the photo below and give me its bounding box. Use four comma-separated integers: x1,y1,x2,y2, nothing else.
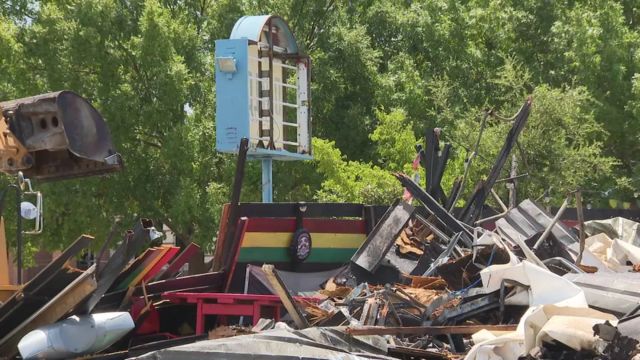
262,264,309,329
424,128,439,194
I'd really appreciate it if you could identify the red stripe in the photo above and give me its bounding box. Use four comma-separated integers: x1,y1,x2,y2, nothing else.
224,218,250,293
156,243,200,280
143,247,180,282
244,218,366,234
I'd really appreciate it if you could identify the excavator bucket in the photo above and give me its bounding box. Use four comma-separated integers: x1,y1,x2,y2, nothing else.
0,91,122,180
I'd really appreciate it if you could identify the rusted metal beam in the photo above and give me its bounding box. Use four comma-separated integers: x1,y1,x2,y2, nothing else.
345,324,517,336
80,219,155,314
0,266,97,357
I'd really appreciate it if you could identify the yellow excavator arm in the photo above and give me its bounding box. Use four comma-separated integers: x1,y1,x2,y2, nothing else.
0,91,122,290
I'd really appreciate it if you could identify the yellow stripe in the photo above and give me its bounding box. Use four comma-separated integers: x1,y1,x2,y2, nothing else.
241,232,365,248
130,246,170,286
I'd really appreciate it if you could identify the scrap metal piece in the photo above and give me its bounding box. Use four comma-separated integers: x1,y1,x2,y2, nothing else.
395,173,473,245
563,273,640,316
532,196,570,251
388,346,450,360
495,199,578,250
423,128,439,196
423,233,462,276
433,143,452,204
594,320,640,359
432,290,501,325
584,217,640,246
0,91,122,180
80,219,157,314
110,246,174,292
126,334,208,358
223,218,249,292
496,226,548,270
141,246,180,283
542,257,585,275
129,326,394,360
351,199,415,273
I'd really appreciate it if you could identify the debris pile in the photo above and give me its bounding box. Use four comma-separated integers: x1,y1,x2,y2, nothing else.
244,196,640,359
0,219,225,359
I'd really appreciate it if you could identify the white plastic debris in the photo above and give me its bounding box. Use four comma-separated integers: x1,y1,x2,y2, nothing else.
18,312,134,359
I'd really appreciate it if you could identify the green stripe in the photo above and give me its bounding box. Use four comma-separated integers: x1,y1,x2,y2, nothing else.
237,247,357,263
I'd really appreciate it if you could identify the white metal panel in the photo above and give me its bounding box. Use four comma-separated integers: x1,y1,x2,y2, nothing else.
297,61,309,153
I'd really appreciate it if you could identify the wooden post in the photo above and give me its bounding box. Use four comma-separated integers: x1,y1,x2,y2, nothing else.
261,264,309,329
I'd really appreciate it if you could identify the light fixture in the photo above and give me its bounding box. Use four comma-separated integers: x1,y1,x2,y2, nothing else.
216,56,237,73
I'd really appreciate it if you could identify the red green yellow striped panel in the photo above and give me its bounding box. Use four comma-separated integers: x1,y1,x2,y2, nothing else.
237,218,366,263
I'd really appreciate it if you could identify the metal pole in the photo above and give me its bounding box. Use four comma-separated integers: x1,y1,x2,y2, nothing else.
532,196,570,251
507,154,518,209
15,176,22,284
575,191,586,265
262,158,273,203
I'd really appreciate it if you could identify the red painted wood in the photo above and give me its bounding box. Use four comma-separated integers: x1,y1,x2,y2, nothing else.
212,204,231,271
154,243,201,281
223,218,249,293
196,300,204,334
164,292,310,302
245,217,366,234
202,303,254,315
142,246,180,283
162,292,319,334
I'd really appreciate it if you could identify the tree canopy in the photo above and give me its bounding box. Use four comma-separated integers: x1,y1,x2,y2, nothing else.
0,0,638,254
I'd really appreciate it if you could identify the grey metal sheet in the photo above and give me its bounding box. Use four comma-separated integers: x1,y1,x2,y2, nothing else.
564,273,640,315
496,199,577,248
351,199,414,273
129,327,394,360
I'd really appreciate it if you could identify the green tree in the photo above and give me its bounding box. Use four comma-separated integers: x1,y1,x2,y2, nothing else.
1,0,639,257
